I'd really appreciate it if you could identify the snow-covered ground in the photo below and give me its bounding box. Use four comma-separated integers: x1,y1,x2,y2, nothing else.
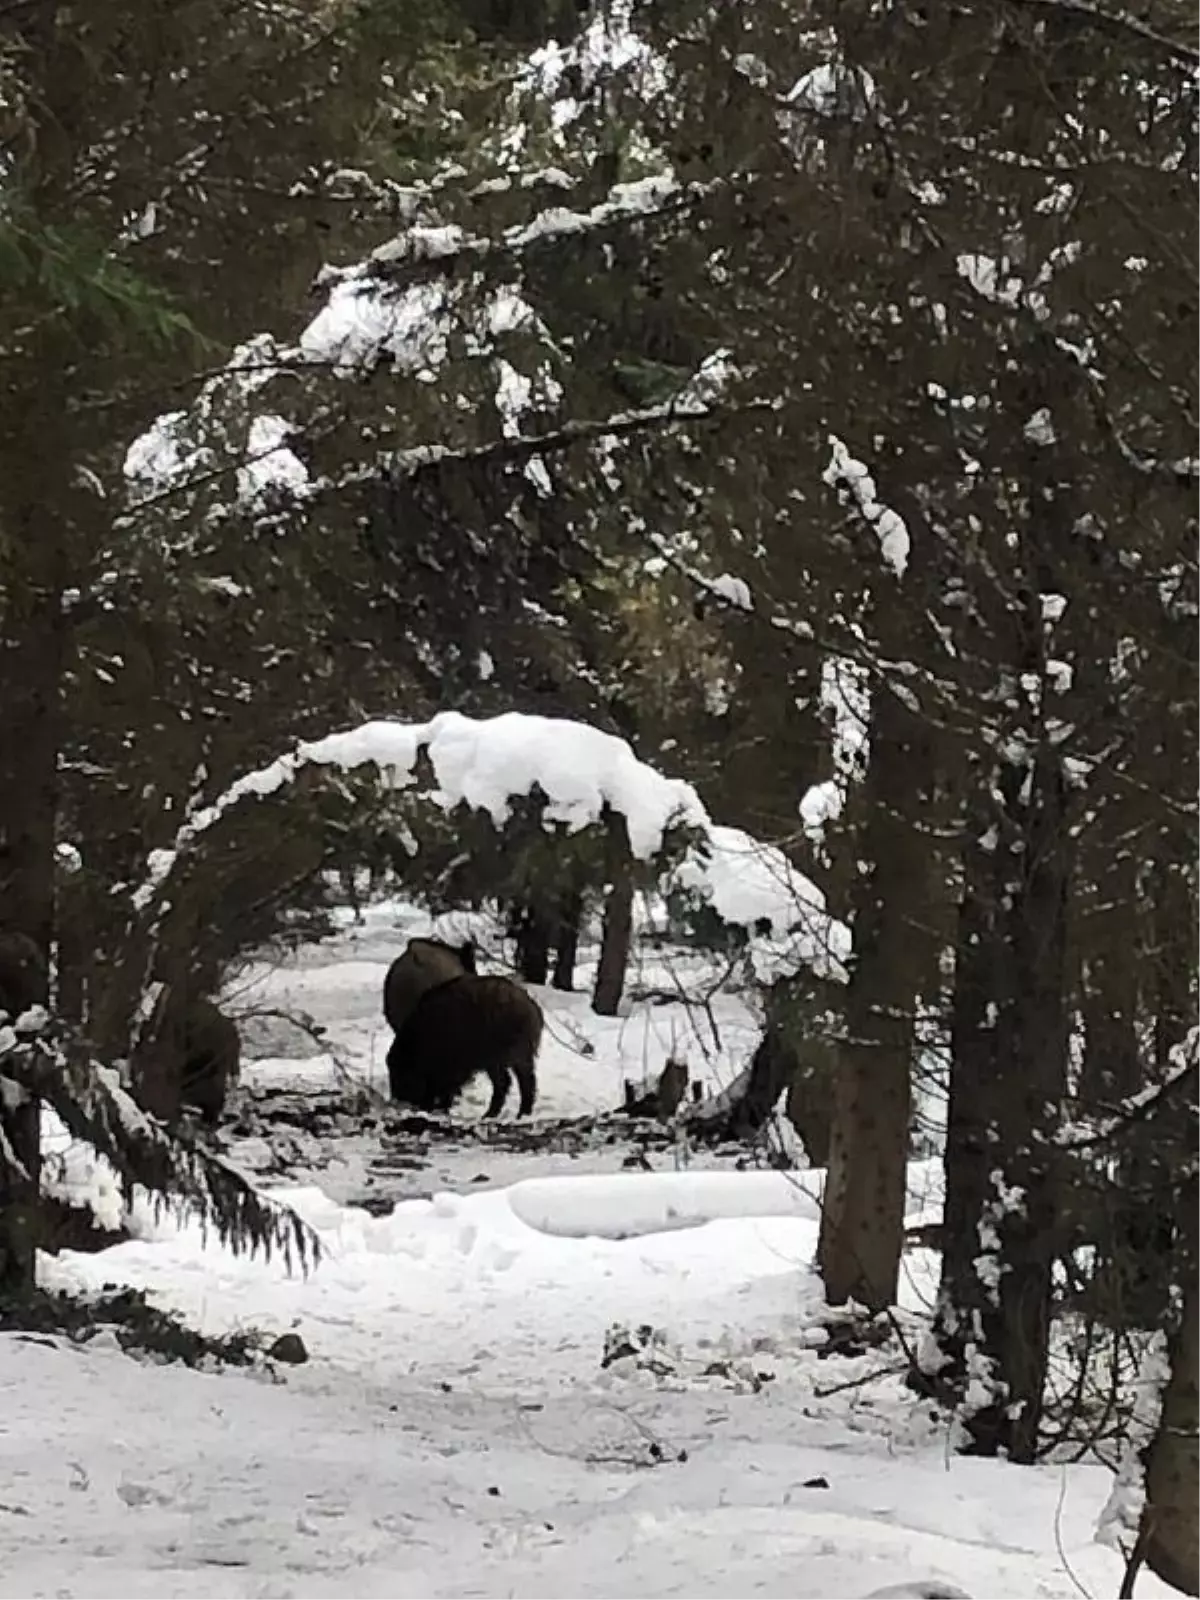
208,898,773,1207
8,902,1168,1598
228,898,762,1112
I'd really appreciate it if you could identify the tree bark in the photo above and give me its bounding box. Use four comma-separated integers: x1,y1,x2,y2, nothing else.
0,597,65,1297
818,693,925,1313
513,902,552,986
593,877,633,1016
1072,852,1158,1326
937,791,1003,1337
1079,852,1142,1106
933,751,1071,1461
551,890,583,991
732,1022,797,1135
992,754,1070,1462
593,816,633,1017
785,1038,836,1165
1152,835,1195,1077
0,0,88,1300
1141,1175,1199,1596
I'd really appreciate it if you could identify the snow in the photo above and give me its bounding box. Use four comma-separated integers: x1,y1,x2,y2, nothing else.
672,824,849,982
1023,407,1057,447
675,348,738,408
507,1169,822,1238
823,435,911,577
956,252,1025,308
416,712,703,856
122,336,311,507
43,1119,126,1232
300,279,451,372
520,1,665,141
123,409,199,493
322,174,687,297
786,63,878,120
799,657,871,849
799,777,842,836
3,902,1172,1598
138,710,849,982
708,572,753,611
238,415,308,504
1096,1330,1171,1556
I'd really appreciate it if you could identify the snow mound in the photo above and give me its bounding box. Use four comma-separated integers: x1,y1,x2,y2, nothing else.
506,1169,822,1239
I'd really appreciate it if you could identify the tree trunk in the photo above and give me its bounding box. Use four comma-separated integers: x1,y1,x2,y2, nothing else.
732,1023,797,1135
785,1039,836,1165
993,755,1070,1463
0,9,86,1292
0,598,65,1297
1079,852,1142,1106
513,902,552,986
593,817,633,1017
593,877,633,1016
933,751,1071,1461
1152,834,1196,1076
1078,933,1145,1321
1140,1203,1199,1596
818,693,924,1313
936,790,1003,1351
551,891,583,991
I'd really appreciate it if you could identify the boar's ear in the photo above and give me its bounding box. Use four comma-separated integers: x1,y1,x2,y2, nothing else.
459,941,478,972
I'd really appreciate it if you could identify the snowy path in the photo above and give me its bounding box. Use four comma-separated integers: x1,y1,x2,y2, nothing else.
1,1272,1147,1599
15,1177,1161,1599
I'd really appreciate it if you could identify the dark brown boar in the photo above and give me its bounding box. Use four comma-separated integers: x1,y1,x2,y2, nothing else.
382,936,476,1034
386,973,542,1118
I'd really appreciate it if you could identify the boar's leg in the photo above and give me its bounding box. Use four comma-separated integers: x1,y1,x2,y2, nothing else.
427,1075,456,1113
514,1063,536,1117
483,1065,511,1118
385,1036,407,1101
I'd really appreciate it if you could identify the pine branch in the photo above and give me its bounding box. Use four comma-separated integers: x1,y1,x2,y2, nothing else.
0,1024,319,1273
321,174,716,290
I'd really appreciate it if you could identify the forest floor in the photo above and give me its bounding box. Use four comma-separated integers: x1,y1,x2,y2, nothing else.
0,901,1167,1598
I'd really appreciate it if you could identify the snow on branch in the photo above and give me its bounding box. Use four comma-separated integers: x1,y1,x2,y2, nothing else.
0,1021,319,1273
672,824,851,984
822,435,911,578
785,63,877,121
799,657,871,851
319,173,710,290
135,710,850,983
1059,1024,1199,1150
